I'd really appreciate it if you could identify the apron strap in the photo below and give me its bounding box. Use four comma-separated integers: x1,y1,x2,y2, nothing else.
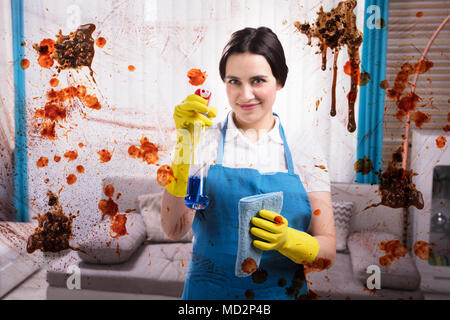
216,112,295,174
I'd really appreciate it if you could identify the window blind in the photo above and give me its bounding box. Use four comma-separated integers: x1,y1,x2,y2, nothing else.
383,0,450,168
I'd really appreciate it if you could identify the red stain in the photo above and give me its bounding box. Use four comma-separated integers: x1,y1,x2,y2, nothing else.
380,80,389,90
378,240,407,266
78,142,84,148
156,165,175,186
187,68,207,86
304,258,332,274
413,241,432,260
97,149,113,163
40,122,56,140
20,59,30,70
110,214,128,238
36,157,49,168
49,78,59,87
128,65,136,72
98,198,118,220
96,37,106,48
64,150,78,161
436,136,447,149
241,257,258,274
274,215,284,226
54,155,61,162
416,11,423,18
76,165,84,174
33,39,55,68
313,209,321,216
104,184,115,198
411,111,431,128
66,174,77,185
128,137,159,165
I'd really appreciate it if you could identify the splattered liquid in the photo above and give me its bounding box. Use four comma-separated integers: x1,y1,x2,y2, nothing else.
294,0,363,132
26,191,76,254
184,175,209,210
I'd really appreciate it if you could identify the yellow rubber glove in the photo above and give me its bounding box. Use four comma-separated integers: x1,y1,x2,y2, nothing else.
250,209,320,264
165,94,217,197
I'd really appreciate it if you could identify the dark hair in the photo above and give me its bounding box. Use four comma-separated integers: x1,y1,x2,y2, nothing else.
219,27,288,87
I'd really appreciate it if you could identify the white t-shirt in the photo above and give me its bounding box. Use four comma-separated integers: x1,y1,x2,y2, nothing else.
195,112,331,193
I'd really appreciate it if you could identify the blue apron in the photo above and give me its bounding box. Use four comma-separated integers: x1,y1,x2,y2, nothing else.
182,113,312,300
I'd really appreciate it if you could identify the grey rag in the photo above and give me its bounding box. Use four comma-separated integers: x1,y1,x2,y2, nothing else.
235,191,283,277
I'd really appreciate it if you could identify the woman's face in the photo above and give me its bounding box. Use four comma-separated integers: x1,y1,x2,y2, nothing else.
224,52,282,130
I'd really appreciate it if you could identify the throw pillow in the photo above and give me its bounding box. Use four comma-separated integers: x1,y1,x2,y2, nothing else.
138,192,194,243
77,213,146,264
347,231,421,290
333,201,354,252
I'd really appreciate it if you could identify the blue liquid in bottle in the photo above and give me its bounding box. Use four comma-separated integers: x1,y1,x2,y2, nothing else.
184,176,209,210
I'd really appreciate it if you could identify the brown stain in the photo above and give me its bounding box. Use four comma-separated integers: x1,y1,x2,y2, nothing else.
66,174,77,185
251,268,268,284
53,24,96,79
416,11,424,18
187,68,207,86
54,155,61,162
378,240,407,266
20,59,30,70
244,289,255,300
128,137,159,165
241,257,258,274
443,125,450,132
313,209,321,216
36,156,49,168
354,155,373,175
294,0,362,132
365,147,424,210
97,149,113,163
436,136,447,149
156,165,175,186
26,191,76,254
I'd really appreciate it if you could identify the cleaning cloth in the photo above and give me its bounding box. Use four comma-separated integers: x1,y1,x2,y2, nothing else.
235,191,283,277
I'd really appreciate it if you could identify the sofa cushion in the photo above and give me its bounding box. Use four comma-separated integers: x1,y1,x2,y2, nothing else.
138,192,193,243
333,201,354,252
47,242,192,297
330,183,404,238
77,213,146,264
347,231,421,290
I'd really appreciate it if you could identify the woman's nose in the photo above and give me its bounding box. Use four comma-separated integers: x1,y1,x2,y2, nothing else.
239,84,255,101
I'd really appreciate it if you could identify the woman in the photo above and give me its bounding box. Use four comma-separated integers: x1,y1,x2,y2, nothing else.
161,27,335,300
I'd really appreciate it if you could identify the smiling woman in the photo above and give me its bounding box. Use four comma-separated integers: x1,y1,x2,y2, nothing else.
161,26,335,300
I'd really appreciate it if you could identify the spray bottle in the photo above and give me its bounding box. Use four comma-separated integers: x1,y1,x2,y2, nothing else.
184,89,211,210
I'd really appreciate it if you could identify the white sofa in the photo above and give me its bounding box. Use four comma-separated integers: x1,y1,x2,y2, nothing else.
45,177,424,300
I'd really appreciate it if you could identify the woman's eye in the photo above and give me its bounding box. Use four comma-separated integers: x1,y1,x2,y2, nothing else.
228,79,239,85
253,78,265,84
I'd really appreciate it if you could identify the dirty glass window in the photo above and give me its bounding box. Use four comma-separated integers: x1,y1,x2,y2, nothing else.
4,0,371,224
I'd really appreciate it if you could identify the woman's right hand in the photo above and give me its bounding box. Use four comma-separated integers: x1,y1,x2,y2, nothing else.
173,94,217,132
166,94,217,198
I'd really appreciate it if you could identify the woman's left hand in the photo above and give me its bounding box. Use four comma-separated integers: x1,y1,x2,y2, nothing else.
250,209,320,264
